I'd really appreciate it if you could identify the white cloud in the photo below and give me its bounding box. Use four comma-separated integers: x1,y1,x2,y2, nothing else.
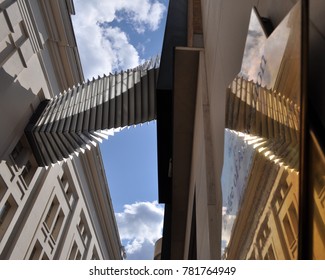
125,240,157,260
71,0,166,79
115,201,164,259
101,27,140,70
124,1,166,33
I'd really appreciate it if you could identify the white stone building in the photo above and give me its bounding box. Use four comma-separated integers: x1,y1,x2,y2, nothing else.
0,0,122,259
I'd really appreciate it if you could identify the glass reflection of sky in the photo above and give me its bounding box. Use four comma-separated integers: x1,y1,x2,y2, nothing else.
221,129,262,253
240,7,267,83
240,7,292,90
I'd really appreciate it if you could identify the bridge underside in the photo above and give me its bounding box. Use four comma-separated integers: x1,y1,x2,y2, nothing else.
25,60,159,166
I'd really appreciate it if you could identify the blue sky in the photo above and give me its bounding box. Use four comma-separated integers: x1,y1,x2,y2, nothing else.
71,0,168,260
100,124,158,213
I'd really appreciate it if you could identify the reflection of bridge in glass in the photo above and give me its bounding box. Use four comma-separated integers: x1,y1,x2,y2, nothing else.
25,58,159,166
226,76,300,171
222,76,301,259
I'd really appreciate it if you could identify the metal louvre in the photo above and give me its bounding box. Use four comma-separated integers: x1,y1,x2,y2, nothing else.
26,58,160,166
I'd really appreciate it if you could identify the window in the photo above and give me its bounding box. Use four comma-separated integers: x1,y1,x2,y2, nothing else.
29,240,50,260
283,214,296,248
11,138,37,186
41,253,49,260
75,251,81,260
267,245,276,260
11,141,24,162
0,202,11,226
29,240,42,260
69,241,81,260
248,248,256,260
44,197,59,231
288,203,298,237
44,196,65,243
77,211,91,246
256,218,270,250
51,209,64,241
21,160,32,183
273,179,290,212
91,247,100,260
264,245,276,260
0,177,8,203
0,195,18,241
281,202,298,256
59,170,77,208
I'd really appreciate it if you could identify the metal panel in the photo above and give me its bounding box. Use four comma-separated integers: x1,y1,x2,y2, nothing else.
109,74,116,129
95,77,104,131
128,71,135,126
102,75,110,129
121,71,129,127
115,73,122,128
148,68,156,121
89,78,98,132
141,72,149,123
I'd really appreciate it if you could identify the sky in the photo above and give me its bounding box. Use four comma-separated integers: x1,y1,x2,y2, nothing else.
71,0,168,260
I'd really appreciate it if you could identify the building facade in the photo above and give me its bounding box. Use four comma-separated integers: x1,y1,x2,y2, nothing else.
0,0,122,259
157,0,325,259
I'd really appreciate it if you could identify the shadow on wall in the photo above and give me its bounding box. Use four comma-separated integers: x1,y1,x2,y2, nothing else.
0,68,41,160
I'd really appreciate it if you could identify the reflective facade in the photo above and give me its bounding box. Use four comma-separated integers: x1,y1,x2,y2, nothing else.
222,4,301,257
157,0,325,259
221,1,324,260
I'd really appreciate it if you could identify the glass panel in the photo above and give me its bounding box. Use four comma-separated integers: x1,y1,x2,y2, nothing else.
221,2,301,259
310,131,325,259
